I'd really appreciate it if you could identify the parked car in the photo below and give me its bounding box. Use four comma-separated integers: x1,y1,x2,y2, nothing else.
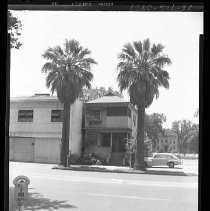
144,153,183,168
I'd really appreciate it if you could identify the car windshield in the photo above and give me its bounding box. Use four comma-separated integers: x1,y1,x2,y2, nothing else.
171,155,178,159
154,154,162,158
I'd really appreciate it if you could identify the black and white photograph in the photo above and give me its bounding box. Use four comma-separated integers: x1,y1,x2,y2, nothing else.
7,3,203,211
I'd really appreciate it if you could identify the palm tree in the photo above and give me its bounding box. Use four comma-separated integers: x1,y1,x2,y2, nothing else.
42,39,97,166
117,38,171,170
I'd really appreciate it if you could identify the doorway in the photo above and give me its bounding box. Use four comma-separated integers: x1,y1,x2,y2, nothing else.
112,133,127,152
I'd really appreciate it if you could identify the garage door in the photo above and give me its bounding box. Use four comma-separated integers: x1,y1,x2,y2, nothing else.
13,137,35,162
34,138,61,164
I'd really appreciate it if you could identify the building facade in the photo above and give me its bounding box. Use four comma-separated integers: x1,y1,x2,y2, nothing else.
9,94,83,164
84,93,138,165
156,130,178,153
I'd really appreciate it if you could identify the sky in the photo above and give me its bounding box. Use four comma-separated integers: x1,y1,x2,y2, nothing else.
9,11,203,128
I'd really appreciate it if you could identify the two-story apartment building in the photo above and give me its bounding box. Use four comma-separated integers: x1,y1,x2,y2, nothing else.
156,129,178,153
84,92,138,165
9,94,83,164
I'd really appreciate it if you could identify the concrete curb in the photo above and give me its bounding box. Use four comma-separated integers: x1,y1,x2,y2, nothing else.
52,166,197,176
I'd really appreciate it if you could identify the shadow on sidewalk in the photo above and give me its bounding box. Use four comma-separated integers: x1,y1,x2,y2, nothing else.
9,187,77,210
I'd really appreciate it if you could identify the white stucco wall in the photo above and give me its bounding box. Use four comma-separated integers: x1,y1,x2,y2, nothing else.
9,100,63,138
9,97,83,163
69,100,83,156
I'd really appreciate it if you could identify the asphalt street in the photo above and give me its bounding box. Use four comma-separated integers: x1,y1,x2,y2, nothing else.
9,162,198,211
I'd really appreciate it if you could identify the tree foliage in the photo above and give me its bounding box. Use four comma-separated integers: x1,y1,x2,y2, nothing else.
194,108,199,118
117,38,171,170
117,38,171,108
42,39,97,103
42,39,97,166
172,120,198,154
188,134,198,154
144,137,153,157
125,135,153,167
8,11,22,49
80,86,122,102
145,113,166,151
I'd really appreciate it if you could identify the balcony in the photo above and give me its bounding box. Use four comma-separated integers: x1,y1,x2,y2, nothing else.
88,119,102,126
106,116,131,128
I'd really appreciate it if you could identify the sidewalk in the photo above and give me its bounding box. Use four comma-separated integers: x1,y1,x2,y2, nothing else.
52,163,198,176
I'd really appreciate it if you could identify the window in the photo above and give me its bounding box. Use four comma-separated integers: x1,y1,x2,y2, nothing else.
173,141,176,144
133,114,136,126
128,108,131,118
51,110,63,122
165,155,173,159
90,110,100,120
101,133,111,147
165,139,168,143
154,154,162,158
87,134,97,145
18,110,33,122
161,140,163,144
107,107,129,116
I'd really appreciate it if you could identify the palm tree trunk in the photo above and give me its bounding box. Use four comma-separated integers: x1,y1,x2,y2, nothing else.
134,105,146,170
60,101,71,167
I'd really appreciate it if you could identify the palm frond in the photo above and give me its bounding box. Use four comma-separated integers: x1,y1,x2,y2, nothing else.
122,43,137,59
151,43,164,56
152,56,172,67
143,38,151,52
117,39,171,108
133,41,143,56
42,39,97,103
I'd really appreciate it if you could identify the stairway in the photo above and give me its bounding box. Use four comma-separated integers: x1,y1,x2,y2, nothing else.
109,152,125,166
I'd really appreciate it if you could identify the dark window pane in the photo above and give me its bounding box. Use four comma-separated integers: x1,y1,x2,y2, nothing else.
90,110,100,120
133,114,136,126
127,108,131,118
51,110,63,122
87,134,97,145
101,133,111,147
18,110,33,122
107,107,128,116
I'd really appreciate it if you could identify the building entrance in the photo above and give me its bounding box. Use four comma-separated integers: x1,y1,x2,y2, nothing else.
112,133,127,152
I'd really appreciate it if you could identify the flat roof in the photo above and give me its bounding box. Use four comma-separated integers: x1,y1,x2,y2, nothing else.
86,95,129,104
10,95,59,102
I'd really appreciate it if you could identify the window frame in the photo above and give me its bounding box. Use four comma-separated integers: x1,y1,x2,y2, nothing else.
51,110,63,122
133,114,136,126
101,133,111,147
154,154,163,158
87,133,98,145
89,109,101,121
18,110,34,122
107,107,129,117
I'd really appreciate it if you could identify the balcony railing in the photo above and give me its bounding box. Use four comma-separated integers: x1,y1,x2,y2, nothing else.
88,119,102,125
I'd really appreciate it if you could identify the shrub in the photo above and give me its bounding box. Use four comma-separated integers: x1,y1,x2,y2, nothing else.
78,153,106,165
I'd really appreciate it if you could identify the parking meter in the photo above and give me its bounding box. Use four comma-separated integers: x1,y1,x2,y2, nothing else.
13,176,30,211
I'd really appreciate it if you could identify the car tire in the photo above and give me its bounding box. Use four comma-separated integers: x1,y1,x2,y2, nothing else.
168,162,175,168
144,162,148,168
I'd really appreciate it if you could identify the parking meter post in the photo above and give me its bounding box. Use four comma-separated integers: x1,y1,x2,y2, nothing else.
18,200,24,211
13,176,30,211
